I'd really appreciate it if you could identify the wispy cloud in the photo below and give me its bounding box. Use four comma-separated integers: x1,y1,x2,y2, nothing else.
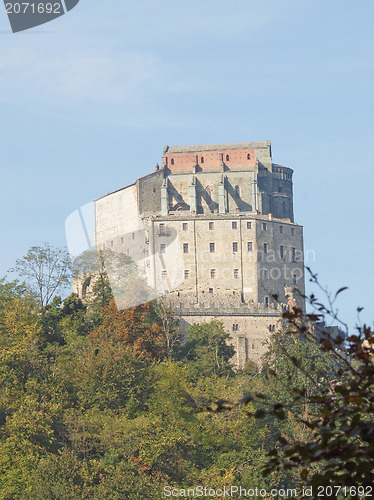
0,45,167,103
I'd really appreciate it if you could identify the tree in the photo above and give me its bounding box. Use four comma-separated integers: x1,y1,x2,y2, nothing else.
183,319,235,377
10,243,72,308
260,282,374,494
153,298,183,361
90,300,166,360
212,271,374,497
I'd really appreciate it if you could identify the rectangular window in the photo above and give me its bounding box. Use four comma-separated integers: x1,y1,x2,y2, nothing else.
210,242,215,252
210,269,216,279
265,296,269,308
263,243,268,254
263,269,269,280
121,237,124,244
262,223,267,231
209,222,214,230
161,270,167,280
292,274,297,284
291,228,295,236
209,288,213,294
279,225,283,234
183,243,189,253
132,232,135,239
292,247,296,262
247,241,253,252
247,221,252,229
159,223,165,235
160,244,166,254
280,245,284,260
234,269,239,279
182,223,188,231
232,221,238,229
232,324,239,331
184,270,190,279
233,242,238,252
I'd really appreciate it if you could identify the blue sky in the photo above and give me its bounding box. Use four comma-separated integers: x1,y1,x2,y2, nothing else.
0,0,372,330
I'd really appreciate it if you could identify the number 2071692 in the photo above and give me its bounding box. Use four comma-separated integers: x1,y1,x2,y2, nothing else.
5,3,62,14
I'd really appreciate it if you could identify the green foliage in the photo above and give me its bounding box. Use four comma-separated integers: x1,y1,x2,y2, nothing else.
9,254,359,498
183,319,235,377
209,272,374,497
261,315,374,492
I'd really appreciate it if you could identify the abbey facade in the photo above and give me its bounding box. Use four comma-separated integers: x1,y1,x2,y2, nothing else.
86,140,305,367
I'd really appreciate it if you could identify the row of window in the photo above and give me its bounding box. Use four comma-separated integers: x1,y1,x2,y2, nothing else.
274,167,292,180
262,270,298,284
169,153,252,166
233,324,275,334
104,222,296,250
178,242,298,260
161,269,298,283
178,222,295,234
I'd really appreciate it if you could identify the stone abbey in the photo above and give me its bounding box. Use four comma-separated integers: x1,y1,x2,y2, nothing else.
82,140,305,367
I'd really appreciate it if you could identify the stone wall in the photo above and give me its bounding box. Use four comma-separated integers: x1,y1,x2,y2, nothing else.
90,141,304,367
178,312,281,368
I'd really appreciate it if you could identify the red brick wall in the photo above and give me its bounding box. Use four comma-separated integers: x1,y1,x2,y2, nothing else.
164,148,256,172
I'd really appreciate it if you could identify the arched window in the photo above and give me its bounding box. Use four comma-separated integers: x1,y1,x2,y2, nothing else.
235,185,240,196
82,277,91,298
247,153,251,160
201,156,204,164
226,154,230,161
171,158,174,165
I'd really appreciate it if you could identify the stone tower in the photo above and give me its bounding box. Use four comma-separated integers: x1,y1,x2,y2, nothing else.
89,140,305,367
